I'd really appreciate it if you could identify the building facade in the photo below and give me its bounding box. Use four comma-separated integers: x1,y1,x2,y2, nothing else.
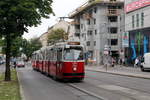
125,0,150,64
69,0,124,65
39,20,72,47
39,32,49,47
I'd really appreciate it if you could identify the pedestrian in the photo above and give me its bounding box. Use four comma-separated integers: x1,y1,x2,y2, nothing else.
122,58,125,65
134,57,139,67
13,58,17,69
124,57,127,66
118,58,122,65
111,57,115,67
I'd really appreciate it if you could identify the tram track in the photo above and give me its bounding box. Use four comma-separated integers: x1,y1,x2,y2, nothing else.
84,73,150,100
86,73,150,95
67,81,138,100
67,83,106,100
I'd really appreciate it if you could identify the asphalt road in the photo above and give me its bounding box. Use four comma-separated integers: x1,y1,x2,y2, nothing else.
17,64,150,100
81,70,150,100
17,65,100,100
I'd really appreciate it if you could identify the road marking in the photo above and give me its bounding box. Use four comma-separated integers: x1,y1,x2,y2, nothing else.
98,85,150,100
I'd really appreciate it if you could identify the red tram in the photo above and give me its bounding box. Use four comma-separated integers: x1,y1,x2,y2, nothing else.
31,42,85,81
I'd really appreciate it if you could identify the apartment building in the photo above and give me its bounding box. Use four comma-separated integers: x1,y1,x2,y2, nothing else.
39,20,71,47
69,0,124,64
125,0,150,63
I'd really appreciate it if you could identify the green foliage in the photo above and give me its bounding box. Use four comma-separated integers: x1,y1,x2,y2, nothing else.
0,0,53,81
0,0,54,37
0,37,26,57
10,37,25,57
0,38,4,53
0,38,4,46
22,38,42,59
0,69,21,100
47,28,68,45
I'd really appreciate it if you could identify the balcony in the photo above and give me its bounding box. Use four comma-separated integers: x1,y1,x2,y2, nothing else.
107,9,119,16
110,46,119,51
75,29,80,33
70,20,80,25
83,13,93,19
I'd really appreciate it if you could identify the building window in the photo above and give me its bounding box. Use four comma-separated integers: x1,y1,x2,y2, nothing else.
90,31,92,35
132,15,134,28
75,25,80,29
87,19,90,25
110,27,117,34
136,14,139,27
94,18,96,24
95,30,97,35
111,39,118,45
110,0,116,1
108,16,117,22
87,30,93,36
118,6,122,9
81,24,83,29
75,33,80,37
87,41,90,46
94,7,97,13
82,33,84,37
94,41,96,46
141,12,144,27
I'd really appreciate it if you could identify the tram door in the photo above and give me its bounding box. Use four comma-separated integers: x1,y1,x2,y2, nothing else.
56,48,63,78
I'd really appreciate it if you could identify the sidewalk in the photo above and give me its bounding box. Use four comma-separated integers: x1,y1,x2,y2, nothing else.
85,65,150,79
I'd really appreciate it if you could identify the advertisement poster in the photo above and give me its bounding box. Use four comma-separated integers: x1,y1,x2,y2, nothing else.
122,32,129,47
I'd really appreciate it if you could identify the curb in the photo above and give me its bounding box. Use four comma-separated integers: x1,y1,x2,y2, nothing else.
16,69,26,100
86,68,150,80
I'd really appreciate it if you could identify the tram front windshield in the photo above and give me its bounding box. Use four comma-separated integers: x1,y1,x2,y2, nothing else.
63,47,83,61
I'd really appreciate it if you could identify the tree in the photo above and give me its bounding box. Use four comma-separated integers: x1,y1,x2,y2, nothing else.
1,37,24,57
0,38,4,46
22,38,42,60
47,28,68,45
0,38,4,54
0,0,54,81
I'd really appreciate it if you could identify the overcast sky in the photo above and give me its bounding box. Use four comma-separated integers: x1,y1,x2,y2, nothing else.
23,0,87,39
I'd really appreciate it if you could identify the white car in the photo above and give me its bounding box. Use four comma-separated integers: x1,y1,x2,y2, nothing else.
16,60,25,68
141,53,150,71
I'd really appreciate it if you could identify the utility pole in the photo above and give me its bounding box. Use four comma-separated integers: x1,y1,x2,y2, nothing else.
107,20,111,57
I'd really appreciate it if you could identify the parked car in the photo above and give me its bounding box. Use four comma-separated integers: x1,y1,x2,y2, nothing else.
16,60,25,68
0,57,5,65
140,53,150,71
0,60,3,64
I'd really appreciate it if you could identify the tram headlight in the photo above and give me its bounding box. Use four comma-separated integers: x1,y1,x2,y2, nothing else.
73,67,77,71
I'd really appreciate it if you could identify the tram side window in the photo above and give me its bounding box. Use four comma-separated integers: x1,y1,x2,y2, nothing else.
51,49,57,61
39,54,42,61
50,50,53,61
57,49,62,61
48,49,52,61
